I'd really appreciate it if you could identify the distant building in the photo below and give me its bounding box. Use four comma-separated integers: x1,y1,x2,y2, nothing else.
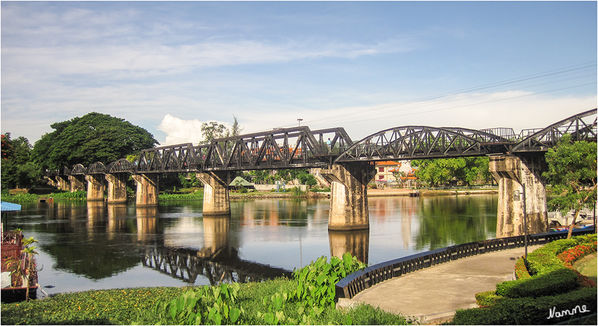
374,161,417,188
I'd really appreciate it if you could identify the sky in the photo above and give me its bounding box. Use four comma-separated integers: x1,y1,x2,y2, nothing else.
1,1,597,146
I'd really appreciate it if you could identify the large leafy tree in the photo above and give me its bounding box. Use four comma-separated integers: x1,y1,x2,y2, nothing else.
412,157,492,187
31,112,157,170
543,134,597,239
1,133,40,189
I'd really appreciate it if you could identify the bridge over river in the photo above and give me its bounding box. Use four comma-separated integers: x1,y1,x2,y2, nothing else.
46,109,596,237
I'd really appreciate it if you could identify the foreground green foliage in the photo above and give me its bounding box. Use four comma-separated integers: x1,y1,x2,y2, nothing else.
495,268,579,298
135,254,398,325
453,287,596,325
2,287,185,324
137,283,243,325
3,256,409,325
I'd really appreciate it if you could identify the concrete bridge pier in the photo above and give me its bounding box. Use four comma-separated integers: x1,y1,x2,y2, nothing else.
321,162,376,230
44,176,57,188
489,154,548,238
69,175,86,192
196,172,231,216
105,173,128,204
56,176,70,191
132,174,159,207
329,229,369,264
85,175,105,201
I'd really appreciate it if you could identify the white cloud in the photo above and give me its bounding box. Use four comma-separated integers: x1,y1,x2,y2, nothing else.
2,38,412,80
233,91,597,141
157,114,205,145
157,114,233,145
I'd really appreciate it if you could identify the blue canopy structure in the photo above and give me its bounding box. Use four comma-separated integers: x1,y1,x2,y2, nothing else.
1,202,22,212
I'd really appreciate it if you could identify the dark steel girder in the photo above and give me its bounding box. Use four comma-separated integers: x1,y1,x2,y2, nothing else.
70,164,87,175
334,126,511,163
87,162,107,175
511,108,597,152
107,159,136,174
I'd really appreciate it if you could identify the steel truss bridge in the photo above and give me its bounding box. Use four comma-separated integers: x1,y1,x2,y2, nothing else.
50,108,596,176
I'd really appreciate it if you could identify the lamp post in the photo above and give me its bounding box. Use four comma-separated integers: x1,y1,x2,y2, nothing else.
522,184,528,261
297,118,303,127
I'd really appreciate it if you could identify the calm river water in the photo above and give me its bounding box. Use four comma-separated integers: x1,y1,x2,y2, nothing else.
4,195,497,295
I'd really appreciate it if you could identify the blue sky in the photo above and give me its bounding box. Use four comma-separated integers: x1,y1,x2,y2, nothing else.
2,1,596,145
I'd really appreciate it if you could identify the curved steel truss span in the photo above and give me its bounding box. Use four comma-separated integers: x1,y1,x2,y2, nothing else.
511,108,597,152
334,126,511,163
49,109,596,176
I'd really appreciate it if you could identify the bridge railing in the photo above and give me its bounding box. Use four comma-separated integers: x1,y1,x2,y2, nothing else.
335,228,595,300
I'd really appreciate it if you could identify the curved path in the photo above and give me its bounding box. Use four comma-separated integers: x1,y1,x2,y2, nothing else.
340,245,540,324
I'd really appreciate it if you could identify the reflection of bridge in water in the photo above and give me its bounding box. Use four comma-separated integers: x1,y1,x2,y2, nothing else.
142,246,291,285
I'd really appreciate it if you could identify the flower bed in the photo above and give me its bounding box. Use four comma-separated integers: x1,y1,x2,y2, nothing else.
557,242,597,267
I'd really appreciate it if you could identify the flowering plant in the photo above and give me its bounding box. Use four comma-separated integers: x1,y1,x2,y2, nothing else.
557,242,597,267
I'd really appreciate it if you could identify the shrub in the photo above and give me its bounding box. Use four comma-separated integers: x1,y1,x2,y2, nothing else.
558,243,597,267
1,192,39,203
527,238,578,275
475,291,505,307
137,283,243,325
290,253,366,309
452,287,597,325
495,268,579,298
50,191,87,200
514,257,531,280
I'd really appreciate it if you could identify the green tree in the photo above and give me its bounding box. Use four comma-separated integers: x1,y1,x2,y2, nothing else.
230,116,241,137
1,133,40,189
543,134,597,239
200,121,228,144
31,112,157,170
412,157,491,187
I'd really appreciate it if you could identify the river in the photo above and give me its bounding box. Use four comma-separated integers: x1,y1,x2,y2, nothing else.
3,195,497,295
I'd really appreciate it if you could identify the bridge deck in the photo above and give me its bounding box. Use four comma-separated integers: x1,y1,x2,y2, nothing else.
341,245,540,324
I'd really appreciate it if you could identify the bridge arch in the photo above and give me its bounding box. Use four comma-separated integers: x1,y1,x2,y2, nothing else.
511,108,597,152
70,163,87,175
107,158,136,174
334,126,509,163
87,161,107,174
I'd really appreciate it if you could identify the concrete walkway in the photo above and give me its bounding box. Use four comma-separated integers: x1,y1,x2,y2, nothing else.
343,246,540,324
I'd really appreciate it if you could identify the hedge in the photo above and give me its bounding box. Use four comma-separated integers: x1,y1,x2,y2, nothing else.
452,287,597,325
495,268,579,298
475,291,505,307
527,235,596,275
514,257,531,280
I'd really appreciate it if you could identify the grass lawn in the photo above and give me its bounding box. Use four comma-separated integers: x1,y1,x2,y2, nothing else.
574,252,597,282
1,279,411,325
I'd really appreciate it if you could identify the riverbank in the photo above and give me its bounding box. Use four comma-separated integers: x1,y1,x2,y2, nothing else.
368,188,497,197
1,278,410,325
1,187,497,204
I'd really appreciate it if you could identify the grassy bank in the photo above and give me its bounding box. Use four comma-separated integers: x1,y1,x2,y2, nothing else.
1,191,87,203
2,278,410,325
